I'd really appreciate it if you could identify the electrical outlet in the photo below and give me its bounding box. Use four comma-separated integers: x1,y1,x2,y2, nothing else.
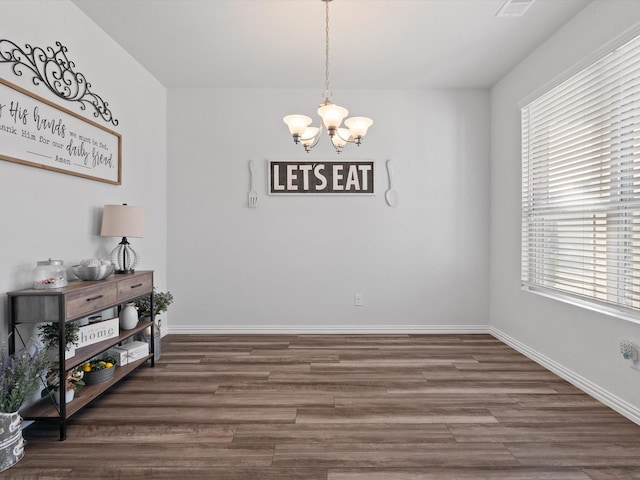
620,340,639,364
354,293,363,306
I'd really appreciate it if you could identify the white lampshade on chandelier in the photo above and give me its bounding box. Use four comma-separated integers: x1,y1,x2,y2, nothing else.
283,0,373,154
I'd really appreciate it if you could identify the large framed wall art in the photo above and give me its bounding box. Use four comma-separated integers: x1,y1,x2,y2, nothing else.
0,77,121,184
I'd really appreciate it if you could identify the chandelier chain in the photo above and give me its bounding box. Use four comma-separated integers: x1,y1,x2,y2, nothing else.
324,0,330,98
282,0,373,153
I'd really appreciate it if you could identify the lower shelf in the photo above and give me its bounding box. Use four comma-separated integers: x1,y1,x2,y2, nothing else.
21,355,152,419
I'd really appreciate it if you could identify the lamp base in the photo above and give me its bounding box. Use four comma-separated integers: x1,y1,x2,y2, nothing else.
110,237,140,274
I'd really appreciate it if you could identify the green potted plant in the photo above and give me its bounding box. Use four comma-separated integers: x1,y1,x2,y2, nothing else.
134,289,172,362
0,348,49,414
41,367,85,405
38,322,80,361
0,348,49,472
134,289,174,320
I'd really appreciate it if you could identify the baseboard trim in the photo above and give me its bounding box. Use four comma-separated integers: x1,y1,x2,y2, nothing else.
167,324,491,335
490,326,640,427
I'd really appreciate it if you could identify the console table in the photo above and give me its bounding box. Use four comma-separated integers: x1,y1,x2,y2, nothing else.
7,270,154,440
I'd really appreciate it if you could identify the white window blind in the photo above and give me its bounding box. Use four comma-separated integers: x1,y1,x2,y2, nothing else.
521,32,640,320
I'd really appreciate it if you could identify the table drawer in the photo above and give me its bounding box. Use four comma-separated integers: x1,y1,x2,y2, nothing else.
117,273,153,303
65,283,117,320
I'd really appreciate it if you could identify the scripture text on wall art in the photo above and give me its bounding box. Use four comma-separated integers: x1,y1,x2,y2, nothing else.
0,78,121,184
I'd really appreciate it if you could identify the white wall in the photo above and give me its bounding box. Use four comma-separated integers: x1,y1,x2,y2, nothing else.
490,0,640,421
0,1,168,344
7,0,638,427
168,88,490,332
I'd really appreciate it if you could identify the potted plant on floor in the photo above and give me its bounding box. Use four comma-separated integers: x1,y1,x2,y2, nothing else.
0,347,49,472
38,321,80,361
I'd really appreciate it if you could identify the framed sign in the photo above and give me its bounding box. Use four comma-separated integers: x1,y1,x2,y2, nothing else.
269,160,374,195
0,77,121,184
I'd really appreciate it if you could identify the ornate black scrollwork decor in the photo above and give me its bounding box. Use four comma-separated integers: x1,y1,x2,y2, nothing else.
0,39,119,126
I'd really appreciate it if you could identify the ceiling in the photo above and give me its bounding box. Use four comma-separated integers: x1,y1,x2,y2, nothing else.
72,0,591,90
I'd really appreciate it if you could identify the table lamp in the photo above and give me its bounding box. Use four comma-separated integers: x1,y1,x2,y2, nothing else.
100,204,145,274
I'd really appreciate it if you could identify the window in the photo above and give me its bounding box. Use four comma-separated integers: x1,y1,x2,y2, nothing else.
521,31,640,321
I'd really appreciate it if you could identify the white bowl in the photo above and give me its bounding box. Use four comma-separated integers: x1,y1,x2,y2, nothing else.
71,264,115,281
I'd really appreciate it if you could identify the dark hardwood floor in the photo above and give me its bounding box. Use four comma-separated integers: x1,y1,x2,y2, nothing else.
4,334,640,479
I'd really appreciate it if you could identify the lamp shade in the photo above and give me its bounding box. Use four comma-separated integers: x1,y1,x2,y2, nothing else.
332,128,351,149
317,103,349,129
100,204,145,238
301,127,320,142
344,116,373,138
283,115,313,135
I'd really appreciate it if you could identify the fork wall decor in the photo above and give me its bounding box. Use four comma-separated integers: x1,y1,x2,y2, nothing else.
0,39,119,126
248,159,258,208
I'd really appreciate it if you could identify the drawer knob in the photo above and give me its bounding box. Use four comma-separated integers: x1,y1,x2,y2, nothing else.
86,295,104,302
130,283,143,289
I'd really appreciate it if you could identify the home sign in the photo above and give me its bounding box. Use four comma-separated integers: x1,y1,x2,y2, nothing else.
76,317,119,348
269,160,374,195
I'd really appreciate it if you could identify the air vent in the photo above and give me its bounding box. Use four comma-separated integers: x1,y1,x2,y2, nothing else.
496,0,535,17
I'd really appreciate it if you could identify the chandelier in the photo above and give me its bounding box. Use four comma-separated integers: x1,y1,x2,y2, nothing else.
283,0,373,154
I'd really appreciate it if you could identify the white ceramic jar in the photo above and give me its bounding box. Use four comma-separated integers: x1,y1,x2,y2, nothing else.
119,303,139,330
